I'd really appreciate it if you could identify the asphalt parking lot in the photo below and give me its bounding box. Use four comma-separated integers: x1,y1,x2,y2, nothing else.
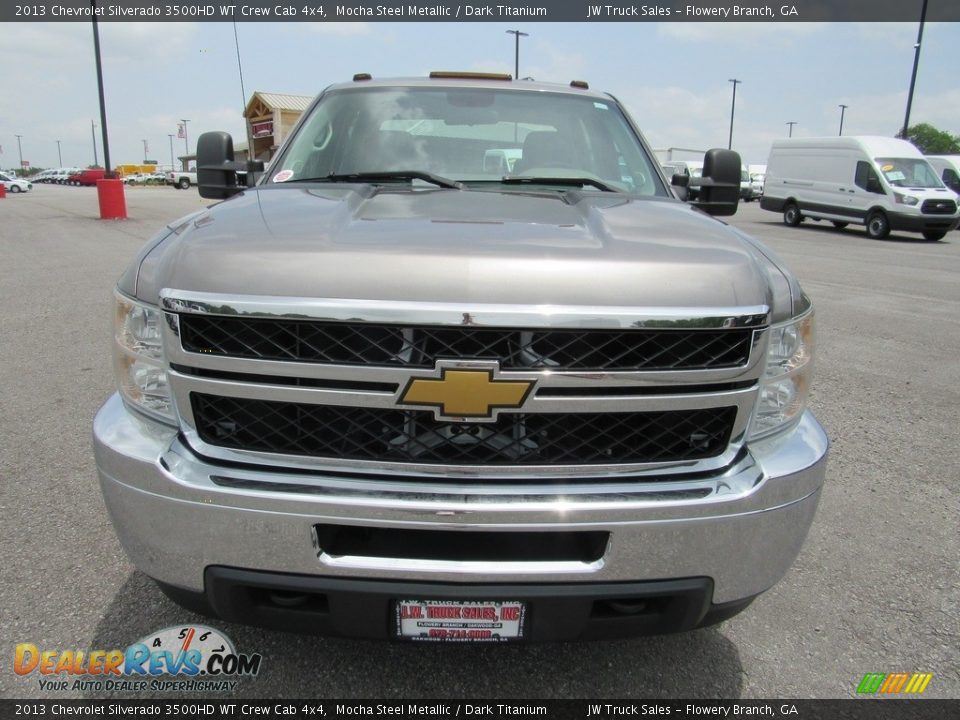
1,185,957,700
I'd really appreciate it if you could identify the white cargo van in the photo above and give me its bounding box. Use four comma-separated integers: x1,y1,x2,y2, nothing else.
761,136,960,240
925,155,960,196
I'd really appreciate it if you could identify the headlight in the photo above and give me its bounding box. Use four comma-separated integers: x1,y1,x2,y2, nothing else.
114,291,174,423
749,312,814,440
893,192,919,206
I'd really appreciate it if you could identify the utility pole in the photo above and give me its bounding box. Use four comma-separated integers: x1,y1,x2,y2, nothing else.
142,139,148,163
56,140,63,167
91,121,98,166
168,134,175,172
505,30,529,80
901,0,928,139
15,134,23,170
91,0,112,174
728,79,741,150
786,121,797,138
838,104,848,136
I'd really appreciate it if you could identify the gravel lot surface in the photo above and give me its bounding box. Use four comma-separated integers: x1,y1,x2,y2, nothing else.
1,185,957,700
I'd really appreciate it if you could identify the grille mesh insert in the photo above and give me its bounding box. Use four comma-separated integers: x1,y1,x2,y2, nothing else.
191,393,737,467
179,316,754,371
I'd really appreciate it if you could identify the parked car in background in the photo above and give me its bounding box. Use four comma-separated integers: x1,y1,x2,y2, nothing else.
54,168,82,184
662,160,704,200
166,170,198,189
925,155,960,196
124,173,148,185
1,173,33,193
762,136,960,240
69,168,107,186
31,170,58,183
740,166,753,201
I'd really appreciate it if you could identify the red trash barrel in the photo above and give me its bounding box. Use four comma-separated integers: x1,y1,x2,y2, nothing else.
0,183,6,199
96,178,127,219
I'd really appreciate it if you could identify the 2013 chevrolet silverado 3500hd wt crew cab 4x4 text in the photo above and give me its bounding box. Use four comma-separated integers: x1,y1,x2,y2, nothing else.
94,74,828,642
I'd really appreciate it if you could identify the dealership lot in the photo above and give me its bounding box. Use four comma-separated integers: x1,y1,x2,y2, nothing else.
1,184,957,699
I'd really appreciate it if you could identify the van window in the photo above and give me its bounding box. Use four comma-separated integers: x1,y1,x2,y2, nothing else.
941,168,960,193
855,161,883,193
875,157,943,189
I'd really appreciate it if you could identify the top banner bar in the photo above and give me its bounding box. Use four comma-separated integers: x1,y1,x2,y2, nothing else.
4,0,960,23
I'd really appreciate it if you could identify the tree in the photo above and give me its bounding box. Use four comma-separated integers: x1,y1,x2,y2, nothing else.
902,123,960,154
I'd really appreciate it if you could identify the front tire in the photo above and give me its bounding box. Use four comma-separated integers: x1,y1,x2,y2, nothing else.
178,178,190,190
9,185,21,193
922,230,946,241
783,202,802,226
866,211,890,239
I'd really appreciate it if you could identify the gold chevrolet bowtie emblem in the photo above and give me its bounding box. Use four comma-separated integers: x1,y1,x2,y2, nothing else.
400,368,534,419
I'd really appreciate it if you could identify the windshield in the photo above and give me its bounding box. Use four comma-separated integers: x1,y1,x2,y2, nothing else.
271,86,665,195
875,157,944,189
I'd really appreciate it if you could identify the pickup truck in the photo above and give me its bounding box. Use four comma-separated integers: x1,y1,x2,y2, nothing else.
166,169,197,189
94,74,828,642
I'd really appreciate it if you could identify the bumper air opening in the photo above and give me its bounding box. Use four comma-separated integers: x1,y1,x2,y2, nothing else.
314,524,609,563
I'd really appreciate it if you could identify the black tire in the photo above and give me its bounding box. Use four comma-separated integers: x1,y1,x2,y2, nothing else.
922,230,946,241
865,211,890,239
178,177,190,190
9,184,21,193
831,221,848,229
783,202,802,226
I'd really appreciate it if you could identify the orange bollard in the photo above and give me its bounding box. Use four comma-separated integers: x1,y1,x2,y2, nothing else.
96,178,127,219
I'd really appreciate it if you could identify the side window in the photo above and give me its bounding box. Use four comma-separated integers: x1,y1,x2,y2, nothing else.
855,161,882,193
942,168,960,193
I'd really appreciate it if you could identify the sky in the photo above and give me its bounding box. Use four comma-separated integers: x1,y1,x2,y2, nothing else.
1,18,958,171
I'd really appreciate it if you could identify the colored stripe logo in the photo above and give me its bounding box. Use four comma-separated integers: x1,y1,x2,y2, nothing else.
857,673,933,694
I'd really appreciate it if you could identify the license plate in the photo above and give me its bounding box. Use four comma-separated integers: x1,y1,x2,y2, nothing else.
395,599,526,642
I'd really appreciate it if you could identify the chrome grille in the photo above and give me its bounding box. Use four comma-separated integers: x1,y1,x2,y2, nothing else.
190,393,737,468
179,316,753,371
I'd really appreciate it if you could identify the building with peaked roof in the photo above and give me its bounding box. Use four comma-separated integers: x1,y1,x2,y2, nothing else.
244,91,314,160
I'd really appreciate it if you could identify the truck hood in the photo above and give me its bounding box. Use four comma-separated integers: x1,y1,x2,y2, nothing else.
140,184,784,314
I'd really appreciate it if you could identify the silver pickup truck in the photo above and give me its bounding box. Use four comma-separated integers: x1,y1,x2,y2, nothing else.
94,74,828,642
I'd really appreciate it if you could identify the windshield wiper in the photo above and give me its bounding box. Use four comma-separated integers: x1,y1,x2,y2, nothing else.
289,171,462,189
501,176,619,192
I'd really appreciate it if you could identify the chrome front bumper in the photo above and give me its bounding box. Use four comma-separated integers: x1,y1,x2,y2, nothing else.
94,393,827,606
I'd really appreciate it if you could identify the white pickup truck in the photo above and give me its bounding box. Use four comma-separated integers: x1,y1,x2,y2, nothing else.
166,170,197,189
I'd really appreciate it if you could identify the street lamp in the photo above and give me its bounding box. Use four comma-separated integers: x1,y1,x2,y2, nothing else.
901,0,928,138
180,119,190,161
505,30,529,80
91,120,99,167
728,79,741,150
786,121,797,138
142,139,148,163
168,134,175,173
838,105,848,136
15,134,23,170
56,140,63,167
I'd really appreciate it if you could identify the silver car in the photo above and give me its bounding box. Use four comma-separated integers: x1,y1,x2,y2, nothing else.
95,75,827,642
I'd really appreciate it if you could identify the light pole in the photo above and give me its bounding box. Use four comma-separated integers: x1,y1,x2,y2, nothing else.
15,134,23,170
180,119,190,163
901,0,928,138
838,104,848,136
786,121,797,138
56,140,63,167
91,120,99,167
142,139,148,163
505,30,529,80
168,134,175,172
728,79,741,150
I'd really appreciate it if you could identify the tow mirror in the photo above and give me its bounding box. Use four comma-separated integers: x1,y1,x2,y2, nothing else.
691,149,741,216
670,172,689,201
197,132,264,199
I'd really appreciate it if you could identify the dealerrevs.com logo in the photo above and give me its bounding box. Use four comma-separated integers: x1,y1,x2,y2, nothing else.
14,625,262,693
